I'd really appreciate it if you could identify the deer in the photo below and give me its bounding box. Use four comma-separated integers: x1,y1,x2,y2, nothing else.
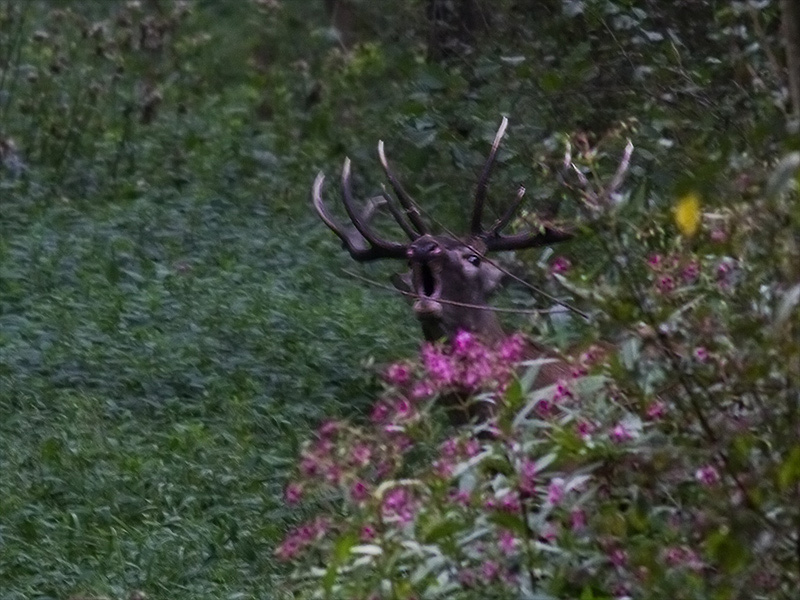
312,117,631,424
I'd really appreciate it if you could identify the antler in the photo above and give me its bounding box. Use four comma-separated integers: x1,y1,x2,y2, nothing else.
378,140,429,235
312,161,410,262
471,117,575,252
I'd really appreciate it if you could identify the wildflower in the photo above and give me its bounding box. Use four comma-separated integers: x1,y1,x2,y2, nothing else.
570,508,587,531
674,192,701,237
463,438,481,457
393,398,414,420
646,400,666,420
576,420,595,439
350,443,371,467
370,402,390,422
275,535,302,562
457,568,477,588
317,419,339,438
551,256,572,275
453,330,476,354
498,530,517,555
448,489,471,506
421,344,456,385
499,333,526,362
547,477,565,505
646,253,662,269
657,275,675,293
284,482,303,505
695,464,720,486
682,260,700,282
481,560,500,581
710,229,726,243
609,548,628,568
693,346,709,362
350,480,369,502
299,456,321,477
411,381,434,400
385,362,411,386
610,423,633,443
360,525,376,541
518,459,537,495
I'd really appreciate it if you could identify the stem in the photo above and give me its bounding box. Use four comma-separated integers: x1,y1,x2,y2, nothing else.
781,0,800,123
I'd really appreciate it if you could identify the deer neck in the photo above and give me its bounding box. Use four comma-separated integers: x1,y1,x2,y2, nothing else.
418,308,505,344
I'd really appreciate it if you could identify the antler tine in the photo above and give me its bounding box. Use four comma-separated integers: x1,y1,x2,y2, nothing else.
471,116,509,235
483,225,574,252
312,170,407,262
377,141,429,235
486,185,527,236
380,184,419,240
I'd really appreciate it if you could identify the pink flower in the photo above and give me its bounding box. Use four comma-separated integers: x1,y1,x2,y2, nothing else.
499,333,526,362
682,260,700,282
609,548,628,568
547,478,565,505
480,560,500,581
448,489,471,506
350,444,371,467
693,346,709,362
518,459,537,496
299,456,321,477
370,401,390,422
646,400,666,420
657,275,675,293
411,381,434,400
457,568,476,588
570,508,587,531
610,423,633,443
360,525,376,540
453,330,476,354
710,229,726,243
284,482,303,505
350,480,369,502
383,487,416,523
393,398,414,419
275,535,302,562
695,464,720,486
421,344,456,385
498,530,517,555
551,256,572,275
317,420,339,437
463,439,481,457
385,362,411,386
576,420,595,439
647,254,662,269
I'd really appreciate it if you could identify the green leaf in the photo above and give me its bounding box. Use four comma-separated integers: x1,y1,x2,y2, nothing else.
778,445,800,491
488,512,528,535
422,518,466,543
765,152,800,199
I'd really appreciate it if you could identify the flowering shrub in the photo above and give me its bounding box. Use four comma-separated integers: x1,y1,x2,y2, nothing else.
278,154,800,599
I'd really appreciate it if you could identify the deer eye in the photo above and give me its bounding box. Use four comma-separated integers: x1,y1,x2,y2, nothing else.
466,255,481,267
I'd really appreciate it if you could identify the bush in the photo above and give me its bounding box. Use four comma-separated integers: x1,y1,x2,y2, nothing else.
278,152,800,599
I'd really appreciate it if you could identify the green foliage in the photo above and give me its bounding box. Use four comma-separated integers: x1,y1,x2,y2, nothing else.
0,0,797,598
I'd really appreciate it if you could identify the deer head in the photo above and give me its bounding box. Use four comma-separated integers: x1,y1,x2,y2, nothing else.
312,117,574,344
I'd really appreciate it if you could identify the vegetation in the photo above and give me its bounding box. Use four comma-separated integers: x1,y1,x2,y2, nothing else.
0,1,797,599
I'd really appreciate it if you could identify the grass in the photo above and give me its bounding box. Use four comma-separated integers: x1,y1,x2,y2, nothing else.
0,4,421,597
0,160,417,599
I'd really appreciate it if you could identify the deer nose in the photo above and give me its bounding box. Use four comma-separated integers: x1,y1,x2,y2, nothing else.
408,238,442,260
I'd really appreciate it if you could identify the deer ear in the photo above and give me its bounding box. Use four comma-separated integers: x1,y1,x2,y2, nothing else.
391,271,413,295
481,262,505,295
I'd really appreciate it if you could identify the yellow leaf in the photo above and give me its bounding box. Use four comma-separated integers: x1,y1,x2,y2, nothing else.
674,192,701,237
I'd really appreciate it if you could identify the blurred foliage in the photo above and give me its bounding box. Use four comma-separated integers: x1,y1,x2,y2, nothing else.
0,0,797,598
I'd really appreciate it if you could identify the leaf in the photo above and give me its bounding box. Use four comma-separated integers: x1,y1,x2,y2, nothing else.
488,512,528,535
778,445,800,491
422,518,466,543
765,152,800,200
322,533,357,593
773,283,800,332
673,192,701,237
